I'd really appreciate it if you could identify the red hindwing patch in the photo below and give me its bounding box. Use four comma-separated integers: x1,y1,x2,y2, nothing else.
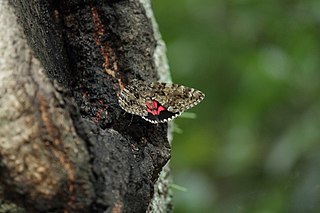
146,100,166,116
143,99,179,123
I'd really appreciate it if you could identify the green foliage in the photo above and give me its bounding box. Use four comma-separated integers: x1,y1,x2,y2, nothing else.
153,0,320,212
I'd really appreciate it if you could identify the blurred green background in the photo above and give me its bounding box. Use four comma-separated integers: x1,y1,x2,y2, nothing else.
153,0,320,212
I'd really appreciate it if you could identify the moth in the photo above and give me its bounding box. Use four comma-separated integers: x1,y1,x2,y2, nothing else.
118,79,205,124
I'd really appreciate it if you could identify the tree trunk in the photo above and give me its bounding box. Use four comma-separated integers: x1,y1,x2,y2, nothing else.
0,0,172,212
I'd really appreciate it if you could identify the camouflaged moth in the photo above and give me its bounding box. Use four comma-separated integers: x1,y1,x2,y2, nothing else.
118,79,205,124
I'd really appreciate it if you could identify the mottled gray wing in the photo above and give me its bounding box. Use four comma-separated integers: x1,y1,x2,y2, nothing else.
118,80,151,116
148,81,205,113
118,79,205,116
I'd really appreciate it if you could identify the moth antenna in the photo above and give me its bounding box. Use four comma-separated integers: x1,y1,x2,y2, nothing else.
128,114,134,127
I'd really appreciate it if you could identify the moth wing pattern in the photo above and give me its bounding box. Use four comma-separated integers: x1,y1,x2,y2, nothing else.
118,79,205,121
149,81,205,113
118,81,149,116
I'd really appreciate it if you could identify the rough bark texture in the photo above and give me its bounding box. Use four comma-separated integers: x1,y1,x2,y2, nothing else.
0,0,172,212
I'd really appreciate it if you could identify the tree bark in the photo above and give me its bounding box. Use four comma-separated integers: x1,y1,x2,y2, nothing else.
0,0,172,212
